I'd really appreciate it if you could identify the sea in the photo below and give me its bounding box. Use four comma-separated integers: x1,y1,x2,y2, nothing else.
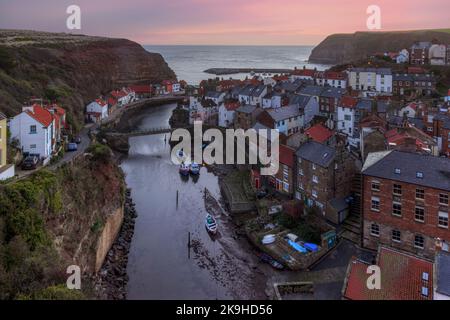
143,45,329,85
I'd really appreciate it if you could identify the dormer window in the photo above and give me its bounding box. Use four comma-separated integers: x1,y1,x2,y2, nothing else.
394,168,401,174
416,172,424,179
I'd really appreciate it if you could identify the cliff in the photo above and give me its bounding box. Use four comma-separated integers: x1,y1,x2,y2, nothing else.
0,147,125,299
309,29,450,65
0,29,176,126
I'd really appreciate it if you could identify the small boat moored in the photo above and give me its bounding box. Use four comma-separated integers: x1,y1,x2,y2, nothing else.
190,162,200,175
255,252,284,270
179,163,190,176
205,214,218,235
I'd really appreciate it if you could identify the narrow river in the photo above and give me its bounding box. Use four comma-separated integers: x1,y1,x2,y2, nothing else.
122,104,268,300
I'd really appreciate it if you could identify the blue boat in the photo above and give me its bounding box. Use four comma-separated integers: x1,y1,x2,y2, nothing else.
288,240,307,253
304,243,319,252
190,162,200,175
205,214,218,235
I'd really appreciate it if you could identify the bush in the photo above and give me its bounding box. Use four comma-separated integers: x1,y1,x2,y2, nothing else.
87,143,112,163
0,47,16,71
18,284,86,300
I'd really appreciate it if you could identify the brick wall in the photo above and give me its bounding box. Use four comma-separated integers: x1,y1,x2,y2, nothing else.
362,175,450,258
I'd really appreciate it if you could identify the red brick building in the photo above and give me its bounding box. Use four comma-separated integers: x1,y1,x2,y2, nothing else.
361,150,450,259
269,144,295,195
432,113,450,156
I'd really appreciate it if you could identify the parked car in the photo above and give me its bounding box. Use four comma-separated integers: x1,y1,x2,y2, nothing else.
67,143,78,152
75,136,82,144
21,155,39,170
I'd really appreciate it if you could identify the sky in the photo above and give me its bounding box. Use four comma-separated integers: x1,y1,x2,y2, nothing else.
0,0,448,45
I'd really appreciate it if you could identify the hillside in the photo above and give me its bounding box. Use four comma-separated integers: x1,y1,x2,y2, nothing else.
0,30,176,127
309,29,450,65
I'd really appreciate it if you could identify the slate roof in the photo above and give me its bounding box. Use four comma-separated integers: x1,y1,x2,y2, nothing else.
296,141,336,168
356,99,388,113
250,85,266,97
362,150,450,191
435,251,450,297
393,73,435,82
343,247,434,300
289,94,311,108
434,113,450,130
238,84,255,96
0,112,6,120
299,85,325,97
267,105,300,121
388,116,424,129
349,68,392,75
320,87,345,99
205,91,224,99
236,105,257,114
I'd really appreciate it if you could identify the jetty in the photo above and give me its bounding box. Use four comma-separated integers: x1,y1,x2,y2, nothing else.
204,68,293,76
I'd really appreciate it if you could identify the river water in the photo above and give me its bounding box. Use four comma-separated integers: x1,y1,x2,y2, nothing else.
122,104,268,300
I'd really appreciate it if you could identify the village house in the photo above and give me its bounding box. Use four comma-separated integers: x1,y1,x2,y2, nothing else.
361,150,450,259
189,98,219,125
262,92,287,109
397,102,427,119
290,68,316,82
162,80,181,94
396,49,410,64
205,91,226,105
129,85,153,99
45,103,66,144
385,125,438,156
315,71,347,88
86,98,109,123
343,246,434,300
432,113,450,156
348,68,392,94
392,73,436,96
273,80,303,94
295,141,355,220
218,100,240,128
256,105,303,136
239,84,267,106
359,113,388,160
410,41,432,65
434,251,450,299
9,104,55,161
111,88,134,106
304,123,334,146
289,94,320,126
337,96,358,138
429,44,447,65
234,105,262,130
0,112,15,180
319,87,345,128
268,144,295,195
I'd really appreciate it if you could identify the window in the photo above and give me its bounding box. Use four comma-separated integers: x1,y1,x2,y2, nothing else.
370,224,380,237
392,202,402,217
30,125,37,134
298,182,304,190
416,172,424,179
392,230,401,242
438,211,449,229
439,193,449,206
371,197,380,211
415,207,425,223
415,235,425,249
416,188,425,200
344,115,351,121
312,175,319,184
371,181,380,192
299,168,304,176
30,144,36,149
283,166,289,181
312,190,318,198
283,182,289,192
312,163,316,170
393,184,402,195
394,168,401,174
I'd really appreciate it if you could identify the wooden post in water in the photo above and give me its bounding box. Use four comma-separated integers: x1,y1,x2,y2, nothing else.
188,232,191,259
176,190,179,210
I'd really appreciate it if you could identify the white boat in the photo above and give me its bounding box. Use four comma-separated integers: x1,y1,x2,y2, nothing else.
262,234,276,245
205,214,218,235
179,163,190,176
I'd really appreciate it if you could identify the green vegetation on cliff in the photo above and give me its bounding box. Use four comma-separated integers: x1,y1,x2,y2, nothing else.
0,155,125,299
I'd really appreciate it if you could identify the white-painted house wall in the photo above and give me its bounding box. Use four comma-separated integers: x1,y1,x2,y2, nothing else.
218,104,236,128
337,106,355,136
9,112,53,159
86,101,109,120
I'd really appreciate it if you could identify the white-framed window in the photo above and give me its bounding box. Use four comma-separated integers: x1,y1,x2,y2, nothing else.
414,234,425,249
312,190,318,198
30,144,36,149
392,202,402,217
393,184,402,196
371,197,380,212
312,175,319,184
371,180,380,192
283,182,289,192
439,193,448,206
312,163,316,170
298,168,304,176
416,188,425,200
415,206,425,223
370,223,380,237
30,125,37,134
392,229,401,243
438,211,449,229
298,182,304,190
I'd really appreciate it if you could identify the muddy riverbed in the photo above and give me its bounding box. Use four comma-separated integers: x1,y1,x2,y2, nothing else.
121,104,275,300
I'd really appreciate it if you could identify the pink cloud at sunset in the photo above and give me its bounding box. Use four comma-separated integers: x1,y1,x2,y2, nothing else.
0,0,448,45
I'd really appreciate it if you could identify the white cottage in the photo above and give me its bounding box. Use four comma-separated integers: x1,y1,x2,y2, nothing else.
9,104,55,160
86,99,109,123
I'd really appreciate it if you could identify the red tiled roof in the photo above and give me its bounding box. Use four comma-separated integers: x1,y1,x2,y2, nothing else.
305,124,333,143
224,101,240,111
95,99,107,107
340,96,358,109
344,247,433,300
279,144,295,167
108,97,117,106
111,90,127,98
129,85,152,94
323,71,346,80
291,69,315,77
26,104,53,127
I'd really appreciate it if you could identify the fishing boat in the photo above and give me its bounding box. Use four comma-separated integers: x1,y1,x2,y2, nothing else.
256,252,284,270
205,214,218,235
190,162,200,175
179,163,190,176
